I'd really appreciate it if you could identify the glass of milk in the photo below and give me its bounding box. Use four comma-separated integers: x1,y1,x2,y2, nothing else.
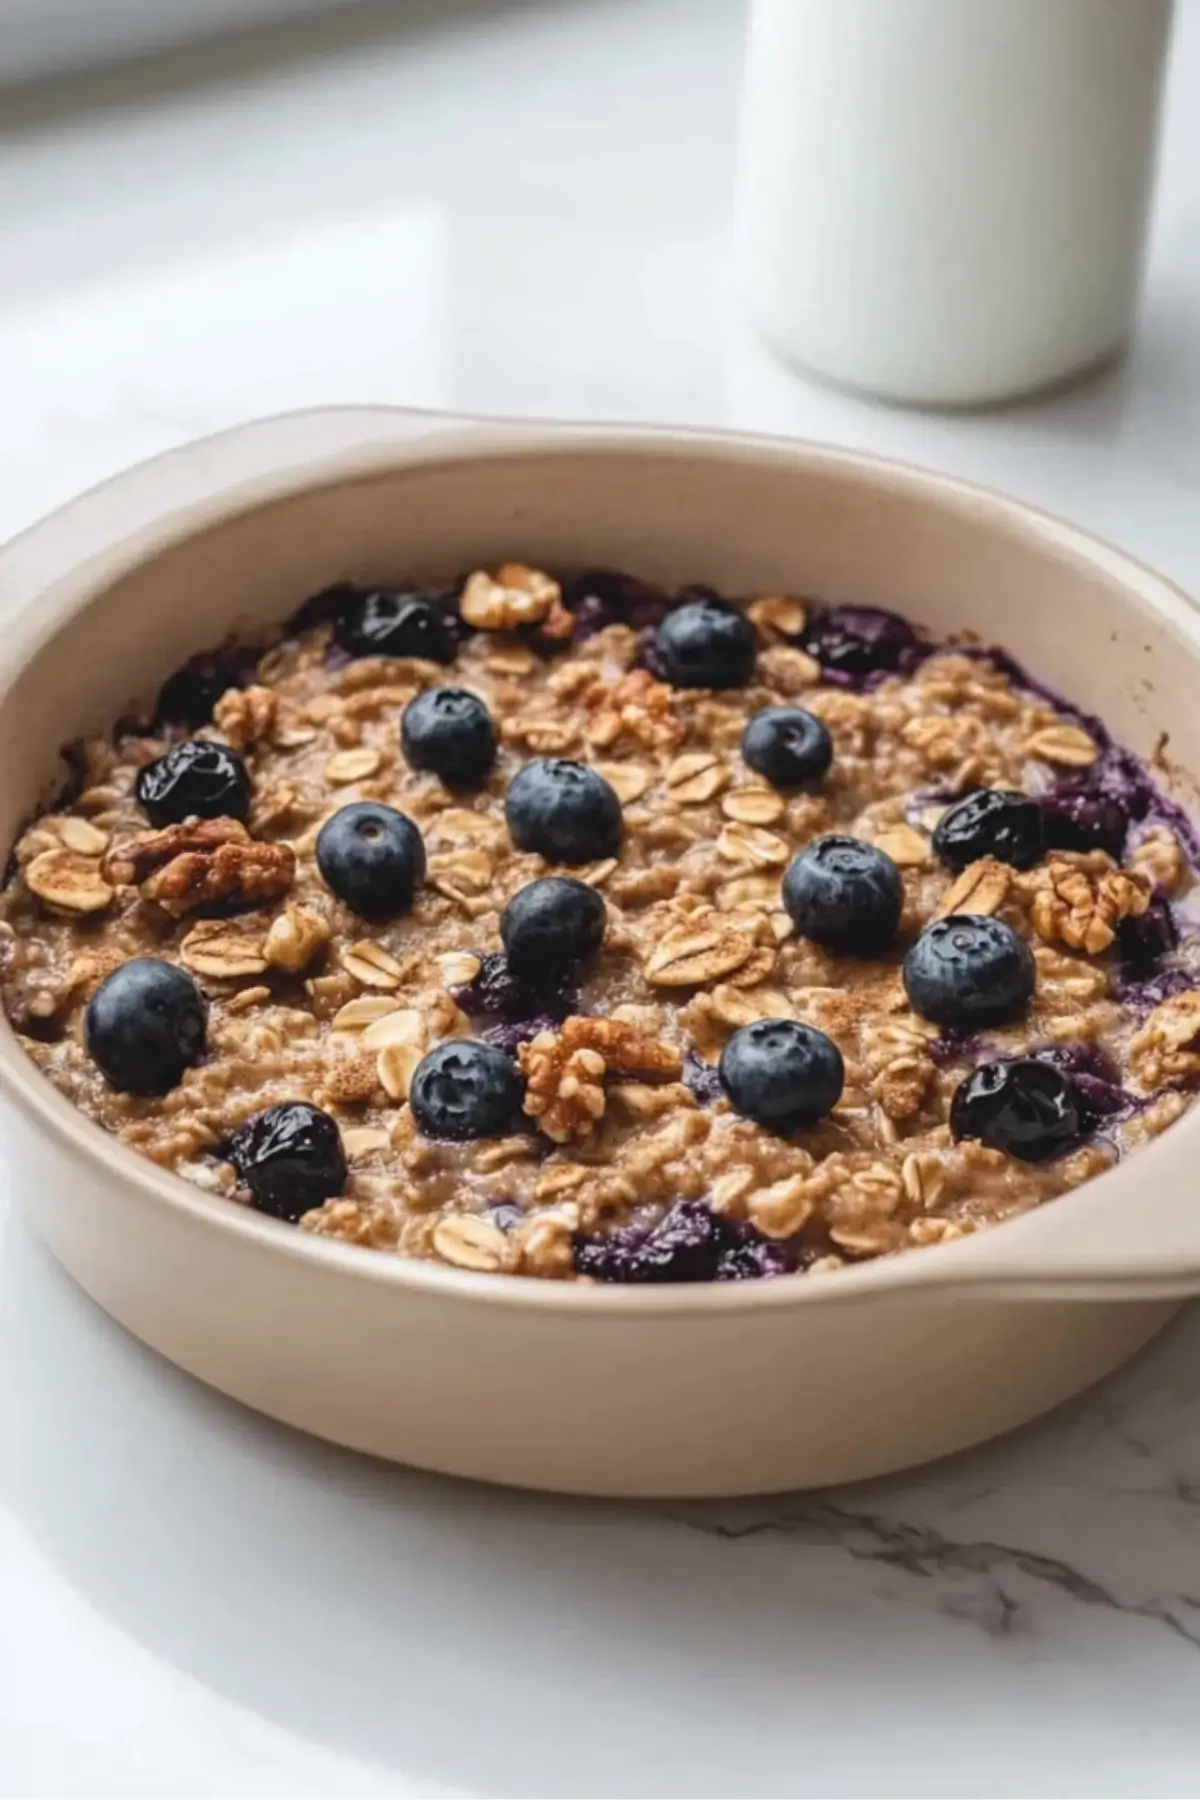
738,0,1174,407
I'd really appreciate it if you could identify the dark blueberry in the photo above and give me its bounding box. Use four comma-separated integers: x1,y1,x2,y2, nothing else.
501,876,606,982
409,1039,524,1141
682,1049,723,1105
1117,889,1178,980
333,588,457,664
225,1101,346,1222
153,647,257,732
562,569,672,638
903,915,1035,1028
933,788,1045,872
85,957,207,1095
316,802,425,920
654,598,757,690
135,739,251,827
400,687,496,788
1041,783,1128,858
452,949,574,1025
574,1199,797,1284
741,706,833,790
801,605,922,687
782,835,903,955
719,1018,844,1133
505,759,622,864
950,1059,1083,1162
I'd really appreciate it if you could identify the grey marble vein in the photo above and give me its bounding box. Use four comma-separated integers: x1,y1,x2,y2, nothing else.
670,1501,1200,1649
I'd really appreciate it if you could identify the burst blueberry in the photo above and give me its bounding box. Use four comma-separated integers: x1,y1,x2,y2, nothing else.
505,759,622,864
903,915,1035,1028
500,876,606,982
225,1101,347,1221
950,1059,1083,1162
654,598,757,689
782,835,903,954
316,801,425,919
719,1018,844,1133
409,1039,525,1140
331,586,457,663
933,788,1045,872
574,1199,797,1284
801,604,922,686
136,739,251,826
400,686,496,788
741,706,833,789
85,957,207,1095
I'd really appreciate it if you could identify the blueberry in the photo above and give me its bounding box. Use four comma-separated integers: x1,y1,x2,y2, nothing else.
85,957,207,1095
574,1199,797,1284
719,1018,844,1133
801,604,921,687
654,598,757,689
741,706,833,790
409,1039,524,1141
316,802,426,919
505,759,622,864
332,588,457,663
225,1101,347,1221
401,687,496,788
1117,889,1178,980
501,876,606,981
903,915,1035,1028
782,835,903,954
950,1058,1083,1162
562,569,672,638
933,788,1045,872
153,647,258,731
136,739,251,826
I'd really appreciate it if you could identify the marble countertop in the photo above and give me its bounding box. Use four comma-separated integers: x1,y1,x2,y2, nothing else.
2,1,1200,1793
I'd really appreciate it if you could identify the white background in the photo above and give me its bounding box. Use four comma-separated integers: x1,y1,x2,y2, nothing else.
2,2,1200,1794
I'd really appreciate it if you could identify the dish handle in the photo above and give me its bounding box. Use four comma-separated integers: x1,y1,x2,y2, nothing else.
883,1121,1200,1302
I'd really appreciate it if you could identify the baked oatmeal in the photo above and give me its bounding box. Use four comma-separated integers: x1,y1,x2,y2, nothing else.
3,566,1198,1282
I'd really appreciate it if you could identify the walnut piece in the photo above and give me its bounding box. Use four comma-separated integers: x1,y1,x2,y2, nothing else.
103,817,250,886
143,836,296,918
213,684,277,750
460,563,559,630
1129,991,1200,1091
585,669,684,752
1128,825,1188,896
519,1016,682,1142
263,905,331,973
859,1016,936,1121
1029,856,1151,954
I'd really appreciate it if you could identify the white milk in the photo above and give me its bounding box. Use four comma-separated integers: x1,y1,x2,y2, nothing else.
738,0,1174,406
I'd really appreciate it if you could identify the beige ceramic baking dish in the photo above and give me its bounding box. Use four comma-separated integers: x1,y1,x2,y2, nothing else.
3,407,1200,1498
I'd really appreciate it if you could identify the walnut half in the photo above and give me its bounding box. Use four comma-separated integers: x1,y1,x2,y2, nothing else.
518,1016,682,1143
104,816,295,918
1029,855,1151,955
